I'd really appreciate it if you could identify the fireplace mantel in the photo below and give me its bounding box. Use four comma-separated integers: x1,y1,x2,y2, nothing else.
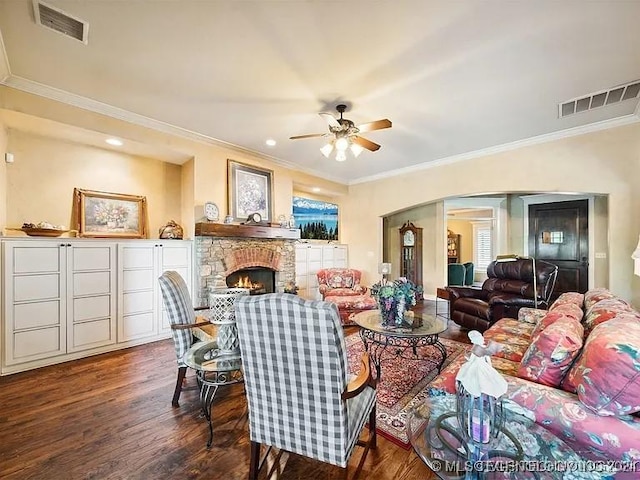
195,222,300,240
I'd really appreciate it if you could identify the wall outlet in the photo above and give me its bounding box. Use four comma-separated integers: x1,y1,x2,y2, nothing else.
595,252,607,259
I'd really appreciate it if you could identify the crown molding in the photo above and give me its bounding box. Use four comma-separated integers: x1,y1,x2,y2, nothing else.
350,113,640,185
3,74,638,188
0,75,346,184
0,30,11,83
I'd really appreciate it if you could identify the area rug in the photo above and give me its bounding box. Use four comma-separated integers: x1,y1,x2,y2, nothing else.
346,333,469,449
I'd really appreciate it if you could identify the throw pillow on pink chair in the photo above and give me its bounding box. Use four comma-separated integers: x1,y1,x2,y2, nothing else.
317,268,367,299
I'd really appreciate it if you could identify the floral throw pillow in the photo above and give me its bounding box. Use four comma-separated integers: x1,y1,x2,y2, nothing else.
583,298,638,336
517,316,584,387
570,316,640,416
583,288,616,311
529,311,570,339
550,292,584,309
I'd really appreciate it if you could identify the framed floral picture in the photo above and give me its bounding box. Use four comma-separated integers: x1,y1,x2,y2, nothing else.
227,160,273,223
74,188,147,238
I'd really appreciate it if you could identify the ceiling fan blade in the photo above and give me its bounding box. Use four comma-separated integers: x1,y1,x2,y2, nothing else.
352,136,381,152
356,119,392,133
319,112,341,128
289,133,327,140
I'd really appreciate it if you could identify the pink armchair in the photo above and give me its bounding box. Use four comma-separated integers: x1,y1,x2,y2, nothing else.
317,268,367,299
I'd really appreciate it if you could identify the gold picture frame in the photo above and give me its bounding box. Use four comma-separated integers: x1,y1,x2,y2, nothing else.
227,160,273,223
74,188,147,238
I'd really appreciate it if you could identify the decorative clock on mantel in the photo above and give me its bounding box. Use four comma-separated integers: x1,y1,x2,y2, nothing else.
399,221,423,290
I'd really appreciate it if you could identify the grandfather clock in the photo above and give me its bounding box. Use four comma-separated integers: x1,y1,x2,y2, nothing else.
399,221,423,291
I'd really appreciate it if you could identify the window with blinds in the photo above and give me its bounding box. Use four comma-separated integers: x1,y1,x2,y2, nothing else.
473,221,493,273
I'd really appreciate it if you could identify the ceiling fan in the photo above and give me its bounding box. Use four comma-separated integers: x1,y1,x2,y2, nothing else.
290,104,392,161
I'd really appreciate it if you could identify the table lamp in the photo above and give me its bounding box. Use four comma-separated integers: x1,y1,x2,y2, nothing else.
378,262,392,283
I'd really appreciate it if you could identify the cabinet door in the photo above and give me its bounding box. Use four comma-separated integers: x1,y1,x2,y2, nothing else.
3,241,67,366
118,243,157,341
331,245,348,268
295,244,322,300
158,241,192,333
67,243,117,352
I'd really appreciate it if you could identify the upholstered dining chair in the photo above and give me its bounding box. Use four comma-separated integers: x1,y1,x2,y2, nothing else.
235,294,377,479
158,270,216,407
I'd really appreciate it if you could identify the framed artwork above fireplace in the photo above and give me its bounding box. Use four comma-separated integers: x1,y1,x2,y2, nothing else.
227,160,273,223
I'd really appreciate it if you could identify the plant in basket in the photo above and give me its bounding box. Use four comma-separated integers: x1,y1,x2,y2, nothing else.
371,277,422,328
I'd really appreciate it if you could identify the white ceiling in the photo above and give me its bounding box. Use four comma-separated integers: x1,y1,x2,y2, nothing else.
1,0,639,184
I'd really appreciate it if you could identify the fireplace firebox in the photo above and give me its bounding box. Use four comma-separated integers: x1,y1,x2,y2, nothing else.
226,267,275,295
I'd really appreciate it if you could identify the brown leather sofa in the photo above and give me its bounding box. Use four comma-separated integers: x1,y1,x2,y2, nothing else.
446,257,558,331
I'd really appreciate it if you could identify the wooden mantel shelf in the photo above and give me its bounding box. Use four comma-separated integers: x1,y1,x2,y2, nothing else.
195,222,300,240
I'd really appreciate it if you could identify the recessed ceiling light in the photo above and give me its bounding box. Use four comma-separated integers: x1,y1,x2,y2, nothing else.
265,139,276,147
312,187,321,193
105,138,123,146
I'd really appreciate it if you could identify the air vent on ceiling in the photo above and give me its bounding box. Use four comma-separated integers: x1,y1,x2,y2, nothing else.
559,80,640,118
33,0,89,44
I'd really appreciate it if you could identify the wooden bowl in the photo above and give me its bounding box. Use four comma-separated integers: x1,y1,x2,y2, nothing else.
21,228,69,237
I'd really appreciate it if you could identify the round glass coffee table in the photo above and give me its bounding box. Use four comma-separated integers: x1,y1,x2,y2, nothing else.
353,310,448,379
407,395,606,480
182,340,243,448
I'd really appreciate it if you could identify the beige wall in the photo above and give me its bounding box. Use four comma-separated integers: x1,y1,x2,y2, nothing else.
0,121,7,231
447,220,473,264
344,123,640,306
383,203,443,297
5,130,182,237
0,87,346,239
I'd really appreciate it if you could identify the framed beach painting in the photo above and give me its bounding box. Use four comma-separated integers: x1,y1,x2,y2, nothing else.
292,196,339,240
74,188,147,238
228,160,273,222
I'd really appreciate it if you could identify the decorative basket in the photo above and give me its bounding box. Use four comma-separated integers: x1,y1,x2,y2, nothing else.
208,287,250,353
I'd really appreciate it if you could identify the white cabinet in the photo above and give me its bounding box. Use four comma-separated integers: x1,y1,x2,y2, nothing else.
1,238,193,375
118,240,192,343
2,240,116,368
295,244,348,300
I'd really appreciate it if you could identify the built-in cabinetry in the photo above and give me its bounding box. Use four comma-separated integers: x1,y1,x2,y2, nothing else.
295,243,348,300
2,240,117,370
118,240,192,342
447,230,460,263
1,238,192,375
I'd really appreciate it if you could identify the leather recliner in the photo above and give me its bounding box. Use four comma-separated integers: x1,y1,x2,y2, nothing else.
446,258,558,332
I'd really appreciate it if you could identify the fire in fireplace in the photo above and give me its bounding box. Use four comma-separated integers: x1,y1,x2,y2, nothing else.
226,267,275,295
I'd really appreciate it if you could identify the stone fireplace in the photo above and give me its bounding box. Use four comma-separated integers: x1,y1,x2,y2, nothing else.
193,225,298,307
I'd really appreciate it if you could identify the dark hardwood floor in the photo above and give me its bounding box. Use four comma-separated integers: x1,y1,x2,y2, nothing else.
0,300,468,480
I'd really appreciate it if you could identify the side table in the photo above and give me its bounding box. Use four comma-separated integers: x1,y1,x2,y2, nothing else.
182,340,243,448
353,310,448,380
436,287,450,321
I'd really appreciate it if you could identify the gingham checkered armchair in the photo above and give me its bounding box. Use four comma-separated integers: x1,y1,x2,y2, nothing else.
158,271,216,407
235,294,377,479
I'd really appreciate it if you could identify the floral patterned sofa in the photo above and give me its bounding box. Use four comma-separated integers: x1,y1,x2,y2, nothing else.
430,288,640,478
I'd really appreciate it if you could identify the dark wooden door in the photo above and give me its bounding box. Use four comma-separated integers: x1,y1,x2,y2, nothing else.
529,199,589,301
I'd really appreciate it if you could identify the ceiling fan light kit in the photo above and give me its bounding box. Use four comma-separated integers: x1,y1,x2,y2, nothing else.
291,104,391,161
